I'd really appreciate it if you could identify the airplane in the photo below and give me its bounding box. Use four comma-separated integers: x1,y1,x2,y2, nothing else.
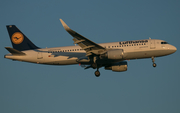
4,19,177,77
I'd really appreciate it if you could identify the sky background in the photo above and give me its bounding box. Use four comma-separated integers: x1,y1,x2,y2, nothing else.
0,0,180,113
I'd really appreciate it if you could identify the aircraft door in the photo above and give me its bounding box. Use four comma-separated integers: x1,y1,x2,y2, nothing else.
37,52,43,59
150,39,156,49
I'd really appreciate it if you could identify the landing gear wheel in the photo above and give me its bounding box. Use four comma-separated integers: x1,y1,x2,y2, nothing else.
153,63,157,67
95,70,100,77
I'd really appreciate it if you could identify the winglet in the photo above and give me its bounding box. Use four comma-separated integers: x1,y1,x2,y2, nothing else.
59,19,71,31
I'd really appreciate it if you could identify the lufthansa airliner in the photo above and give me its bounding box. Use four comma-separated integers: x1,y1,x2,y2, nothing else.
4,19,177,77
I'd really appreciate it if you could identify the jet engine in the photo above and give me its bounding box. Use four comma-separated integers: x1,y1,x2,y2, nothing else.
100,49,127,60
105,61,127,72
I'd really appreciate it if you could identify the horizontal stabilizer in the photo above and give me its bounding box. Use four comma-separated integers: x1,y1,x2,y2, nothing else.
5,47,26,55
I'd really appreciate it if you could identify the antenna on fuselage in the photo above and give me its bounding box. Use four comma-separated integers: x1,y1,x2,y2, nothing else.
149,37,151,39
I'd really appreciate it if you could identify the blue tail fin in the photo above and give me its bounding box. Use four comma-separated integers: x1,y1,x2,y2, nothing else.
6,25,40,51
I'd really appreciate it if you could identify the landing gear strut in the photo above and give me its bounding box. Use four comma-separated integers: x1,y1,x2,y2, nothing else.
91,56,101,77
92,63,97,69
151,56,157,67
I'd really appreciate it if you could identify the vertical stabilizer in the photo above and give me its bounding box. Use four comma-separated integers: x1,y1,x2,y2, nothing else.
6,25,39,51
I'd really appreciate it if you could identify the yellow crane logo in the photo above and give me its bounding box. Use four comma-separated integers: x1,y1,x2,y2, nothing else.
11,32,24,44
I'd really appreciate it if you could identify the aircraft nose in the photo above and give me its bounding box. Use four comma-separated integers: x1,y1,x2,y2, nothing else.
170,45,177,53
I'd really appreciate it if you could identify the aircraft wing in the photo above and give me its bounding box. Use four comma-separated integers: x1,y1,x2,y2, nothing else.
60,19,106,56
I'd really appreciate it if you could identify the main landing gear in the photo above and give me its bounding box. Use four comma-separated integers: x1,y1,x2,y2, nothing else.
151,56,157,67
91,62,101,77
90,56,102,77
95,69,100,77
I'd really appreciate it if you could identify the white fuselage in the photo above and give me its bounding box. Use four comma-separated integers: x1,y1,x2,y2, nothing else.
5,39,177,65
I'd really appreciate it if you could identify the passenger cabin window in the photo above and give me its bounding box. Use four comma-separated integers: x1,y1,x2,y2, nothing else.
161,42,168,44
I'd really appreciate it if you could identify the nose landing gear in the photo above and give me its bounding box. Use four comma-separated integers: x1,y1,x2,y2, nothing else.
151,56,157,67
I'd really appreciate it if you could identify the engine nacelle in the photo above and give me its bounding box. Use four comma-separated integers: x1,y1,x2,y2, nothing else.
105,61,127,72
101,49,126,60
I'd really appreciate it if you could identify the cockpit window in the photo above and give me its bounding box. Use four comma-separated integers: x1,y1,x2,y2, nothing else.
161,42,168,44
